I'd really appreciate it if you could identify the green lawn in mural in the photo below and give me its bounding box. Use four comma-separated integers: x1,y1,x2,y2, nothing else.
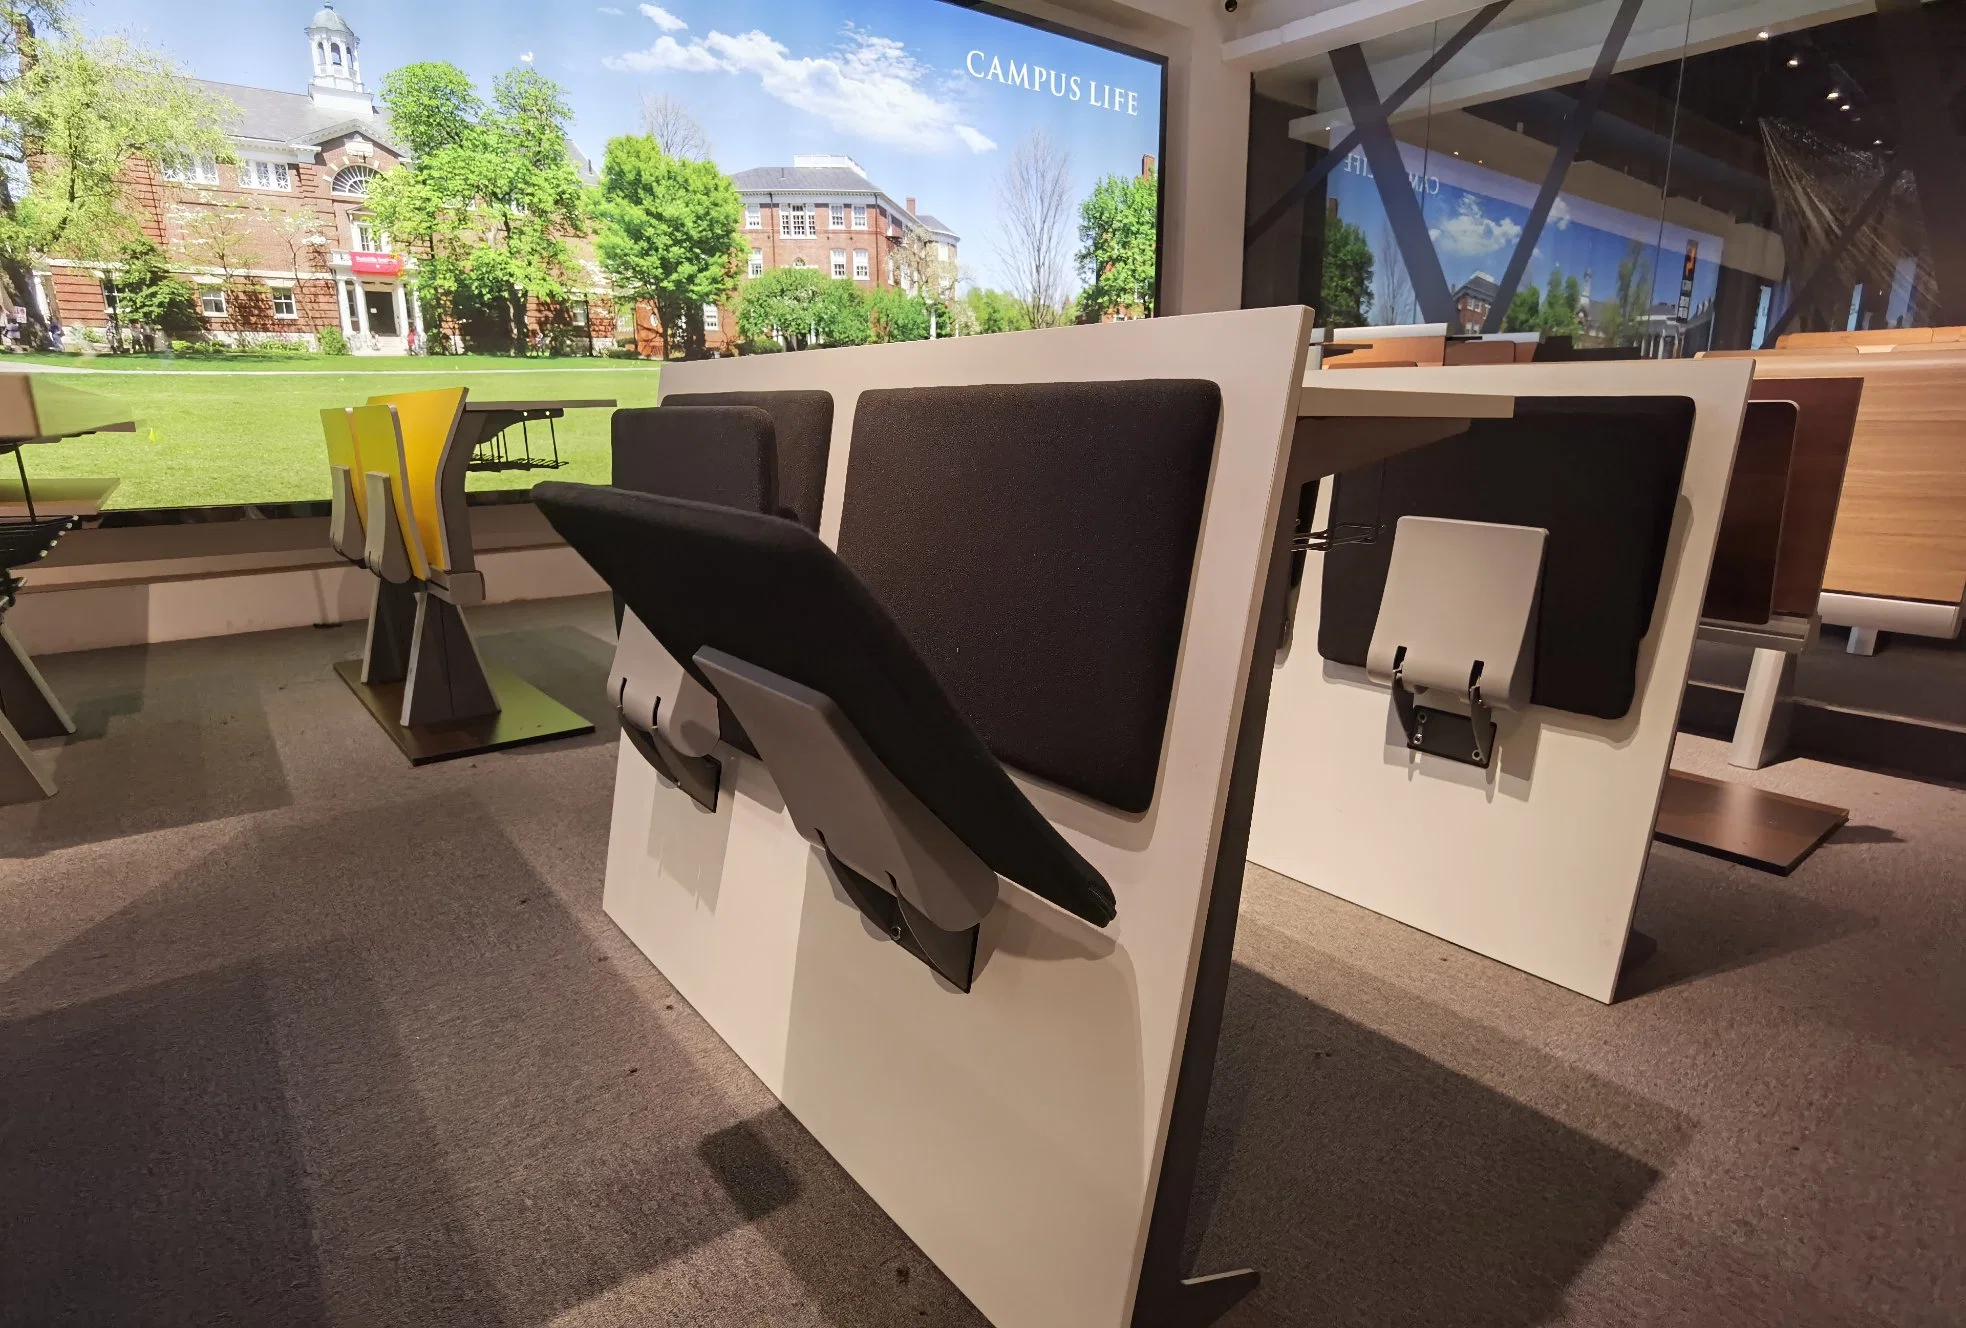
12,353,662,511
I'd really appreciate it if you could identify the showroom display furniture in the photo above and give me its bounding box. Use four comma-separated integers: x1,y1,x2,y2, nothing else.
320,388,592,763
1691,377,1863,770
551,308,1525,1328
1702,346,1966,646
1649,380,1863,872
1250,358,1754,1003
0,373,134,804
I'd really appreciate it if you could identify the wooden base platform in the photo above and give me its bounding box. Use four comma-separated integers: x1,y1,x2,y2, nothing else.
334,659,593,764
0,475,119,518
1653,769,1848,875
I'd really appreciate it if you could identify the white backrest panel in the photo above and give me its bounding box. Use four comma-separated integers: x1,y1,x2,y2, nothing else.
1251,358,1753,1003
610,308,1314,1326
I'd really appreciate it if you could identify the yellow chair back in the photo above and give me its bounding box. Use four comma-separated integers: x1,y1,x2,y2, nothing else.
367,387,468,575
349,403,430,582
319,406,368,527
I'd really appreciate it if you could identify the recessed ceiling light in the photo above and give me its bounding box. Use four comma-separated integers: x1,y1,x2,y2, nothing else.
1826,89,1840,100
1787,56,1800,67
1840,102,1852,111
1757,28,1771,39
1452,149,1461,156
1874,138,1883,145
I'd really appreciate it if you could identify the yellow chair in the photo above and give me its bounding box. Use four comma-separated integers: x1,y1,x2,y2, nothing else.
366,387,473,597
347,402,426,585
320,406,368,563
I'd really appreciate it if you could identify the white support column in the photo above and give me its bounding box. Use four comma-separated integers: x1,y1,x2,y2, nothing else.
336,279,354,336
390,283,408,344
353,280,371,340
408,282,426,340
1727,646,1797,770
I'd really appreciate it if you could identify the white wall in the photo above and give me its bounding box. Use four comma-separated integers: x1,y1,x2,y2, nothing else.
999,0,1250,315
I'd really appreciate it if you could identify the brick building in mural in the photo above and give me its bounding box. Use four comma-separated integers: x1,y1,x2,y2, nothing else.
35,4,616,354
731,155,959,290
631,156,959,358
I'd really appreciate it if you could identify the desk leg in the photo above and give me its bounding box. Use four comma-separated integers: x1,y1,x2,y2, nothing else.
1728,646,1795,771
0,712,56,803
362,576,418,686
0,622,75,741
401,591,499,727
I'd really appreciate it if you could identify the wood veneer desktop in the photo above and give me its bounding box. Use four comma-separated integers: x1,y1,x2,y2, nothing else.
1702,348,1966,606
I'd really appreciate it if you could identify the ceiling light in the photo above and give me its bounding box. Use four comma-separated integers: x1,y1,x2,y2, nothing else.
1840,102,1852,111
1757,28,1771,38
1874,138,1883,145
1787,56,1800,67
1826,89,1840,100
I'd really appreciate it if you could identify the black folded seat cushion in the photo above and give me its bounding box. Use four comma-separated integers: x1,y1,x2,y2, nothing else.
1318,396,1695,719
532,482,1116,927
660,389,834,533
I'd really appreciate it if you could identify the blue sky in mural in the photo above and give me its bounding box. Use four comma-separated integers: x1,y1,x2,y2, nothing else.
1325,143,1723,328
76,0,1164,294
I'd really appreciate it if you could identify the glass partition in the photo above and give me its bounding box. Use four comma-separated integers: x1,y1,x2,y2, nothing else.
1244,0,1966,353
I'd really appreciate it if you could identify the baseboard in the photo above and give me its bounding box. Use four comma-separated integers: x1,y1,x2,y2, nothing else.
1682,681,1966,786
8,544,606,655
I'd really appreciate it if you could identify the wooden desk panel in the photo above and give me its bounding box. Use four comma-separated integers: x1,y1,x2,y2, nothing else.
1443,340,1519,367
1704,399,1797,625
1776,325,1966,350
1750,377,1863,616
1321,334,1445,368
1714,351,1966,605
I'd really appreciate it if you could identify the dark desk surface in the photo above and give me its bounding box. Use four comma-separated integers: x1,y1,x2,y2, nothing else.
465,399,617,414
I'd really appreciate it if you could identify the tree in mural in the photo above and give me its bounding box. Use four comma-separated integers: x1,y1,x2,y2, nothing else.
592,133,743,359
1076,168,1158,321
367,62,588,351
964,287,1032,335
1320,216,1374,328
735,267,870,350
995,127,1073,329
891,221,961,339
0,2,234,343
1537,267,1583,338
1597,240,1656,347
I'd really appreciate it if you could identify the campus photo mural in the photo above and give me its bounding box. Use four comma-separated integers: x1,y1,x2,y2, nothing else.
1318,142,1725,355
1,0,1164,508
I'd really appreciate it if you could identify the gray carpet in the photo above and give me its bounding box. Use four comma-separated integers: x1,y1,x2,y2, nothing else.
2,595,1959,1325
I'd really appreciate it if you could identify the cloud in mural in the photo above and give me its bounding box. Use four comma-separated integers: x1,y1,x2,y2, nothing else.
1428,194,1524,258
605,23,997,155
1549,197,1572,230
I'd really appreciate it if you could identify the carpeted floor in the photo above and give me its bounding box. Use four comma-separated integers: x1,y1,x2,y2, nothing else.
1,595,1958,1326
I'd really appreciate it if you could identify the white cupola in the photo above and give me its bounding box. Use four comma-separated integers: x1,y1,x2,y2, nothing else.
307,4,375,115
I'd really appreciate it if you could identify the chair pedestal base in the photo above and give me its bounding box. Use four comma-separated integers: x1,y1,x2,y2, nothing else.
334,659,593,765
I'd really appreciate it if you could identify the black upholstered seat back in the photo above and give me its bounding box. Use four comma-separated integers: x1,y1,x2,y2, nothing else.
835,381,1223,815
661,390,834,532
611,405,777,514
1318,396,1695,719
531,482,1116,927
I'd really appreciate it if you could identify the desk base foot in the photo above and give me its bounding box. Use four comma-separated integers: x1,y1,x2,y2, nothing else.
1135,1268,1260,1328
335,659,593,764
1654,769,1846,875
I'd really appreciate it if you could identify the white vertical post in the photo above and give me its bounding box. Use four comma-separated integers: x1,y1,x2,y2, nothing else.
336,278,354,336
1727,646,1797,770
353,280,371,341
409,282,426,339
390,283,408,344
